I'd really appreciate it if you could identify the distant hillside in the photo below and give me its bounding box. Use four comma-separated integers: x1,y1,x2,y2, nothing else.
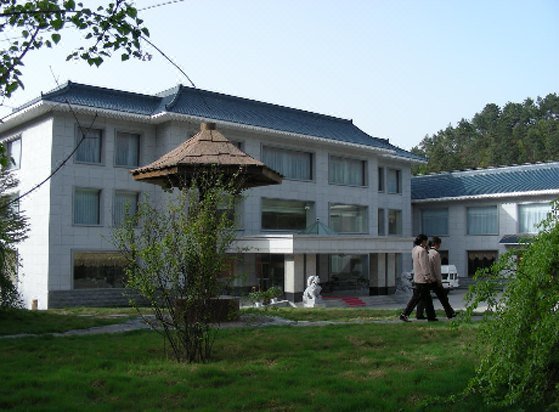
411,93,559,175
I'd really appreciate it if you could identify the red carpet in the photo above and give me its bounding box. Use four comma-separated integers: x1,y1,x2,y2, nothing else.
340,297,367,307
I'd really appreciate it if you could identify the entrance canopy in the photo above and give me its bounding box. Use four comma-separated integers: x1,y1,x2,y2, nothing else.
299,219,338,235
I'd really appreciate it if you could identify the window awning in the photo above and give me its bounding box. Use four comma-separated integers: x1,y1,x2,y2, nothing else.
499,234,535,245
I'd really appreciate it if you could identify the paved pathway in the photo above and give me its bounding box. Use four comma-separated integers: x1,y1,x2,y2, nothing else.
320,287,477,311
0,287,486,339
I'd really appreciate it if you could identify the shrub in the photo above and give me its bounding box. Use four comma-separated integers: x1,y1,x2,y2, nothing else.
464,201,559,408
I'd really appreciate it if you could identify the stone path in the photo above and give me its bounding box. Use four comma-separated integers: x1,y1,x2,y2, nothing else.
0,288,487,339
0,312,484,340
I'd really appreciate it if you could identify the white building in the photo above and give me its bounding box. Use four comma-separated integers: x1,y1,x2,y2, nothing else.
0,82,424,308
411,163,559,279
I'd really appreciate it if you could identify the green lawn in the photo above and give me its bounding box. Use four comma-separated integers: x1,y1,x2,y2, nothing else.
0,308,505,411
0,309,133,336
241,306,404,322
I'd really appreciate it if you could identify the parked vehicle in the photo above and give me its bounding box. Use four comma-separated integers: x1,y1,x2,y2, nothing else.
441,265,460,290
407,264,460,291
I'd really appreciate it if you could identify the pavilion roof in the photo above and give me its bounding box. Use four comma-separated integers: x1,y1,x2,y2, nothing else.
131,122,283,189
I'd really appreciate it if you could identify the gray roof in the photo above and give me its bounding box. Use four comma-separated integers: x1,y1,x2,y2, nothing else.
411,162,559,201
11,81,423,162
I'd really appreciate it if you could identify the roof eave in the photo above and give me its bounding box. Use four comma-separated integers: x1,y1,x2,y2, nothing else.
151,112,417,161
412,189,559,203
1,97,419,164
0,100,153,134
0,100,52,133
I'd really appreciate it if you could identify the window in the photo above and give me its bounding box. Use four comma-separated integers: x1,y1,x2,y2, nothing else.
328,254,369,292
76,128,102,164
388,209,402,235
261,198,311,230
377,208,385,236
255,254,285,290
73,251,127,288
230,141,243,150
115,132,140,167
378,167,385,192
421,208,449,236
217,194,243,229
519,203,552,233
439,250,449,265
328,156,366,186
74,188,101,225
387,169,401,194
5,138,21,169
262,146,312,180
467,250,497,276
329,204,367,233
467,206,498,235
113,191,138,227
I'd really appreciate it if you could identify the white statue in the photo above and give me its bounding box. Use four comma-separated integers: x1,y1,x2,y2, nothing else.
395,271,414,295
303,275,323,307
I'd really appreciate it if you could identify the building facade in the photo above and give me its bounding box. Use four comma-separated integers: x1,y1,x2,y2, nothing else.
0,82,424,308
411,163,559,278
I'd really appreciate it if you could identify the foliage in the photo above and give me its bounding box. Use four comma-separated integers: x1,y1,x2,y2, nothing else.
412,94,559,174
463,200,559,408
247,285,283,305
0,0,150,97
113,171,240,363
0,165,28,309
0,145,7,168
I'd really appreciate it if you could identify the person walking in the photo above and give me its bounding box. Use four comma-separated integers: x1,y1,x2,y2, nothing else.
416,237,457,320
399,234,438,322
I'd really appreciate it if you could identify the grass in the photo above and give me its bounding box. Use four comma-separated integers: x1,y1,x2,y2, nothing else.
241,306,403,322
0,309,133,336
0,307,505,411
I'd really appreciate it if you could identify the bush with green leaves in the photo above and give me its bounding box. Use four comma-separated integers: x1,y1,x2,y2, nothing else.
113,172,240,363
248,286,283,306
464,200,559,408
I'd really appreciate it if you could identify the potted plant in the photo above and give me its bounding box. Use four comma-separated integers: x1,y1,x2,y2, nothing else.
248,286,283,307
248,288,262,307
266,286,283,304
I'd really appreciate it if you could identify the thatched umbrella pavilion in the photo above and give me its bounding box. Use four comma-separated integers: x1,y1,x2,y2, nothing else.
131,122,282,190
128,122,283,325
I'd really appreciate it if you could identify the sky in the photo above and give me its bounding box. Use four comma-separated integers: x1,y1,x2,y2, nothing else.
1,0,558,150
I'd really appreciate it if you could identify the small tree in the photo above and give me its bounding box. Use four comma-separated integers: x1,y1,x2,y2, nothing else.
0,153,29,309
113,171,239,363
463,200,559,408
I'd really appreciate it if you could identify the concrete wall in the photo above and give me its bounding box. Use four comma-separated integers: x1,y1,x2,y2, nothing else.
412,195,557,278
6,112,415,308
10,118,53,309
45,114,159,308
48,288,148,308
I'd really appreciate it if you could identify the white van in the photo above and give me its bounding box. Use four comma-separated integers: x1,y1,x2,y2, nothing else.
441,265,460,290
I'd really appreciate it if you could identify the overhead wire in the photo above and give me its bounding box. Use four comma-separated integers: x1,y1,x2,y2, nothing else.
3,107,98,208
137,0,186,12
1,0,210,209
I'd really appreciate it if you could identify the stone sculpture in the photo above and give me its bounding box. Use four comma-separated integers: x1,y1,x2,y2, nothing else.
303,275,323,307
